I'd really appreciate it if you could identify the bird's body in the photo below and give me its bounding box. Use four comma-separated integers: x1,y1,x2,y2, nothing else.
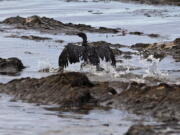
58,33,116,70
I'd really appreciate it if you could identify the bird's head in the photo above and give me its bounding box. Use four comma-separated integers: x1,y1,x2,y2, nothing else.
77,32,87,42
77,32,86,38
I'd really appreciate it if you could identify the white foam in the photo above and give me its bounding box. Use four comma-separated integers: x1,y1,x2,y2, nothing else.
142,55,169,80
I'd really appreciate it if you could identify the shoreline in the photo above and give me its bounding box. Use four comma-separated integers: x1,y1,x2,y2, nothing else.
114,0,180,6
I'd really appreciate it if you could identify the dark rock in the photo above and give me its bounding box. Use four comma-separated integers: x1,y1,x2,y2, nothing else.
131,38,180,61
125,124,158,135
89,41,126,48
0,72,115,109
117,0,180,6
24,51,33,54
144,13,151,17
174,38,180,46
112,48,122,55
129,31,144,35
6,34,52,41
0,29,5,32
21,35,52,41
148,33,160,38
131,43,150,50
0,57,24,75
123,54,132,59
99,26,118,33
102,123,109,127
2,16,26,24
129,31,160,38
114,82,180,121
1,16,120,34
58,72,94,87
152,52,165,59
55,40,64,43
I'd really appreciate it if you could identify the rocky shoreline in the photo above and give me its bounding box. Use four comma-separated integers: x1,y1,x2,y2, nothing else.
131,38,180,62
0,72,115,109
65,0,180,6
0,72,179,134
0,16,120,35
115,0,180,6
0,14,180,134
0,72,179,121
0,15,179,120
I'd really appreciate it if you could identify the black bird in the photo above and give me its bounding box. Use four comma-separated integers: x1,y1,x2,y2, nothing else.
58,32,116,71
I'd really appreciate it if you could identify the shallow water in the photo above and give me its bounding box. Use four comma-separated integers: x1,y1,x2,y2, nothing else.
0,0,180,134
0,93,151,135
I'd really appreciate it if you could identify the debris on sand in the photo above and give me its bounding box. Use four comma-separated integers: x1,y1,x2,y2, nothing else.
1,16,119,34
0,57,24,75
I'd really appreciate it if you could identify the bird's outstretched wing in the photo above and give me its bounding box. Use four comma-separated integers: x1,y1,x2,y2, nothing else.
59,43,85,68
59,44,100,68
94,45,116,66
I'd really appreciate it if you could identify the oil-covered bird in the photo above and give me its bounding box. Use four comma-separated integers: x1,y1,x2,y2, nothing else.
58,32,116,71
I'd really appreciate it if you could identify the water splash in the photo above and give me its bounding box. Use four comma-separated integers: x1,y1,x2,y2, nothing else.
82,60,130,79
142,55,169,80
38,59,58,73
79,54,171,84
